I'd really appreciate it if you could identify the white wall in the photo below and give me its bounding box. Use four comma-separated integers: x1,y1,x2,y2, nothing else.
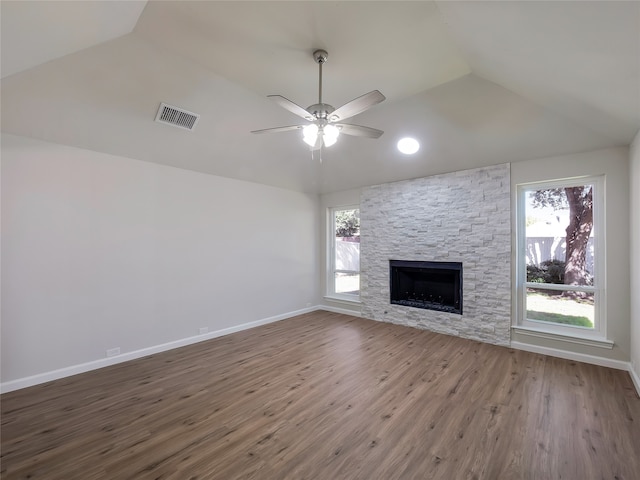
511,146,631,363
1,134,320,387
630,131,640,387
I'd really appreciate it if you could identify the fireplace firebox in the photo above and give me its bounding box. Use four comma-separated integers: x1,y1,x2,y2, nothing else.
389,260,462,314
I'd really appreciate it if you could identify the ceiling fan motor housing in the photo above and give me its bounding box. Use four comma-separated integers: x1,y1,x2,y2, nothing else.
307,103,335,121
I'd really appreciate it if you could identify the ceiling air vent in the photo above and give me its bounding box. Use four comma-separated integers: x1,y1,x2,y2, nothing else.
155,102,200,131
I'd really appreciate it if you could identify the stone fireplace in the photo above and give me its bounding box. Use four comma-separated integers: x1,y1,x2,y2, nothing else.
360,163,511,346
389,260,462,314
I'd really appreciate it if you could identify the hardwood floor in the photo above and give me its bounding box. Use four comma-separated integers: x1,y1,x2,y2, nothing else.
2,311,639,479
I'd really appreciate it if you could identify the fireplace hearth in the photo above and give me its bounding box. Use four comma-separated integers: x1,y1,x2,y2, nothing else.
389,260,462,314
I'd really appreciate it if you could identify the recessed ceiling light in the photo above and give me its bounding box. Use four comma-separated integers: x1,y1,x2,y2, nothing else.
397,137,419,155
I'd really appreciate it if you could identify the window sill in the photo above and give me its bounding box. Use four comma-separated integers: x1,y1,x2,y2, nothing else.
511,325,614,349
323,295,361,305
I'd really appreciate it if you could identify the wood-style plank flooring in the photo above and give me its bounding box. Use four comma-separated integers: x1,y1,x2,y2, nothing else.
2,311,639,479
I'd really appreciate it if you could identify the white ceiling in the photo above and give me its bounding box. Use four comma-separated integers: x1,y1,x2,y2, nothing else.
1,1,638,194
0,1,147,78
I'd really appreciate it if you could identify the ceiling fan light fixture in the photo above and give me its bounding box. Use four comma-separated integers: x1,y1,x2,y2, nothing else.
323,124,340,147
303,124,319,146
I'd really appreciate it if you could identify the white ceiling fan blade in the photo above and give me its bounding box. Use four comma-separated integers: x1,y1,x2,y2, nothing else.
335,123,384,138
267,95,314,121
329,90,386,122
251,125,305,134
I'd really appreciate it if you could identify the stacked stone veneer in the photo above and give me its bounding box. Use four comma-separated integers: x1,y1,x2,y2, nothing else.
360,163,511,346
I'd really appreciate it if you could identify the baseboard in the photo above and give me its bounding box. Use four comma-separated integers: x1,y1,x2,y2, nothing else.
510,340,630,371
630,363,640,397
0,306,316,394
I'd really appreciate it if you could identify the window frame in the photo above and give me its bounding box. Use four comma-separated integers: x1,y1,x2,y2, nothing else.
326,205,361,302
515,175,607,340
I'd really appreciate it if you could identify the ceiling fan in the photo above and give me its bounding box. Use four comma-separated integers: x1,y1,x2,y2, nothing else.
251,49,385,150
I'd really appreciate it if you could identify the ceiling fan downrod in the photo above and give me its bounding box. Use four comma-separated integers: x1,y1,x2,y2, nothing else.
308,49,334,121
313,49,328,105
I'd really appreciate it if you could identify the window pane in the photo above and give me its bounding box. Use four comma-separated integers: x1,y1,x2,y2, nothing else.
334,209,360,239
335,238,360,272
332,208,360,297
526,287,594,328
335,272,360,295
525,185,594,286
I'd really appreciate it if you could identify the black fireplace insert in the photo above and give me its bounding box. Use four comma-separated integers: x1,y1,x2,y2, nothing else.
389,260,462,314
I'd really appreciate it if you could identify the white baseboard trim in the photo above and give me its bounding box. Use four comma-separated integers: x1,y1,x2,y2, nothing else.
510,340,629,371
0,306,316,394
630,364,640,397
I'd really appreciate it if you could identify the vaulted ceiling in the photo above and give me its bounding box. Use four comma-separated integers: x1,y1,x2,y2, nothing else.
2,1,638,194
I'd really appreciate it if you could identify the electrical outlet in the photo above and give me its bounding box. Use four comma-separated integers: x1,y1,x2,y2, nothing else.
199,327,208,335
106,347,120,357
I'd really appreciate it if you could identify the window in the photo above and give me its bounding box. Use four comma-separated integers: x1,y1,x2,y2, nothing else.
328,207,360,300
516,176,606,339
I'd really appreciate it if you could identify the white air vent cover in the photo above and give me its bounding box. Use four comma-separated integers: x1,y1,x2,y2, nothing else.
155,102,200,131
